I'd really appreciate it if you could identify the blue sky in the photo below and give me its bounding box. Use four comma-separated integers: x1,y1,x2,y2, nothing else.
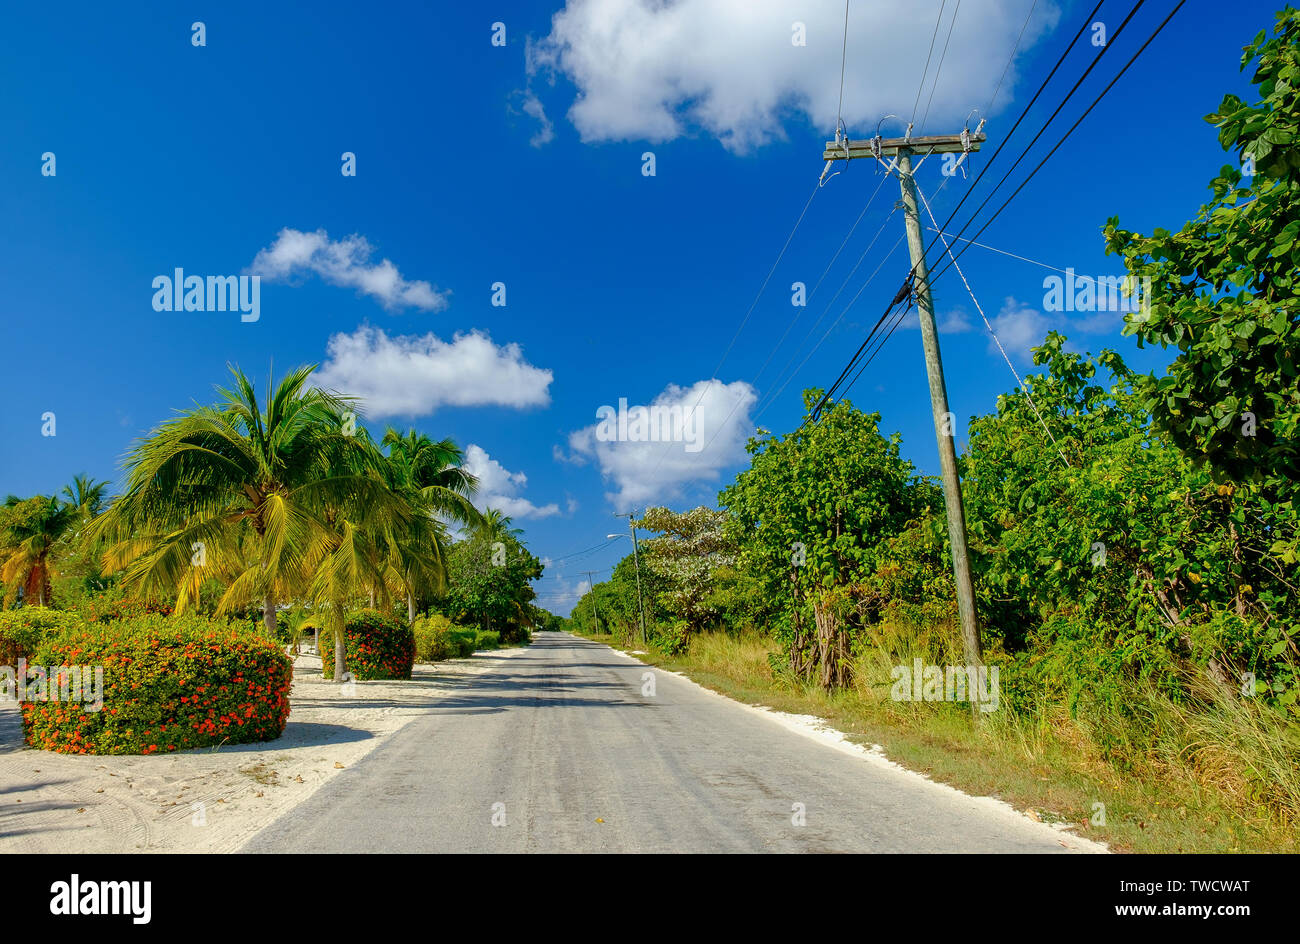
0,0,1279,614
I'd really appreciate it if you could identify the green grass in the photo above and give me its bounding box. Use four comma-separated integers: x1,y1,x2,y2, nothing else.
582,628,1299,854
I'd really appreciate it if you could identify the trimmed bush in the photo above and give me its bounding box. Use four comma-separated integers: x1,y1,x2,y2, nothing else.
413,615,480,661
0,608,82,664
449,628,477,658
475,630,500,650
320,609,414,680
21,613,292,755
413,614,454,662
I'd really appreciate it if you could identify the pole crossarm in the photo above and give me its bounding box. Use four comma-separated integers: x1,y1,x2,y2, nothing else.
823,132,985,161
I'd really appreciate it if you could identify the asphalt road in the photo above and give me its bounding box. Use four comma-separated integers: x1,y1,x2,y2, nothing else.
242,632,1098,853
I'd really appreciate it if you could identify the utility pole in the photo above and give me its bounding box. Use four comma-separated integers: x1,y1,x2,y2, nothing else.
822,129,985,677
579,571,602,634
613,512,648,646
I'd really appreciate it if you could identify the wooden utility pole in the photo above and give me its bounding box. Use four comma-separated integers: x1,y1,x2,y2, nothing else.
823,131,985,675
579,571,602,633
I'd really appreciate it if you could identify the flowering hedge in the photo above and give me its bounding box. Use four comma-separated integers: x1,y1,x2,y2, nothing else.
21,613,292,755
320,610,415,680
0,607,82,664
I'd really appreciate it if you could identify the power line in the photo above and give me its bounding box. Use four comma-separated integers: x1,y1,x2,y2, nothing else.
918,0,963,134
987,0,1041,115
913,0,1106,274
834,295,915,405
758,166,961,424
794,0,1108,432
546,538,619,563
911,0,950,130
816,0,1175,420
645,179,822,481
753,201,900,419
755,229,906,422
802,274,916,428
924,0,1148,280
928,0,1185,286
836,0,851,131
915,179,1070,468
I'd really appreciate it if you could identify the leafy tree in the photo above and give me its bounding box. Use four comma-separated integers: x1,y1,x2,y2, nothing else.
475,508,522,542
720,392,934,688
53,474,112,602
635,506,735,651
440,529,542,643
1105,8,1300,489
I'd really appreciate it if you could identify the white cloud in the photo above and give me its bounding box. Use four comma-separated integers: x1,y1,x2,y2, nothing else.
249,228,449,312
312,325,553,417
464,444,561,520
564,378,757,506
519,90,556,147
899,297,1120,364
990,297,1054,360
528,0,1057,153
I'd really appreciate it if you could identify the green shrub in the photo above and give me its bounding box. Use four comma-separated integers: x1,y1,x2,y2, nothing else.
319,609,415,680
20,613,292,755
412,615,482,661
413,614,456,662
476,630,500,650
0,608,82,664
449,628,478,658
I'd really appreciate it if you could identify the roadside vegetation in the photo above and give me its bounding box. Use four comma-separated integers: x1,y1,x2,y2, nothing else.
569,9,1300,853
1,369,553,754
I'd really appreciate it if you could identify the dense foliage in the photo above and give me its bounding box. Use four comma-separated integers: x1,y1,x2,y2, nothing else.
437,525,543,645
1105,7,1299,492
0,607,82,664
413,614,478,661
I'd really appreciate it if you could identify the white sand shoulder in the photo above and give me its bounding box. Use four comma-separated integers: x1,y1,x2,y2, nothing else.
0,650,507,853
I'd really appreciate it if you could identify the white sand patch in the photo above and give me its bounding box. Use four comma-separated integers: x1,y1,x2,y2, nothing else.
0,652,500,853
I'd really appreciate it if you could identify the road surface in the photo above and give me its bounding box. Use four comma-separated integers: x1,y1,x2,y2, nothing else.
242,632,1099,853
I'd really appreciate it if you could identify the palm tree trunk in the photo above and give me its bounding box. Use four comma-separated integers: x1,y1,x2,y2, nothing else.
263,590,278,637
333,607,347,683
407,593,416,625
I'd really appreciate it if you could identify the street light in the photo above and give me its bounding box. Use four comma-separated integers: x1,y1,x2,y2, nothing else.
611,513,648,646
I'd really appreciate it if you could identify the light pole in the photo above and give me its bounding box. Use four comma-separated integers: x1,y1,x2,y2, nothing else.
609,514,647,646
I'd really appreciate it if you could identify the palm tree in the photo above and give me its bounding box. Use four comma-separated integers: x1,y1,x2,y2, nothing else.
57,474,111,595
380,429,483,622
308,487,415,681
475,508,521,542
62,474,107,521
90,364,389,634
0,494,76,607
